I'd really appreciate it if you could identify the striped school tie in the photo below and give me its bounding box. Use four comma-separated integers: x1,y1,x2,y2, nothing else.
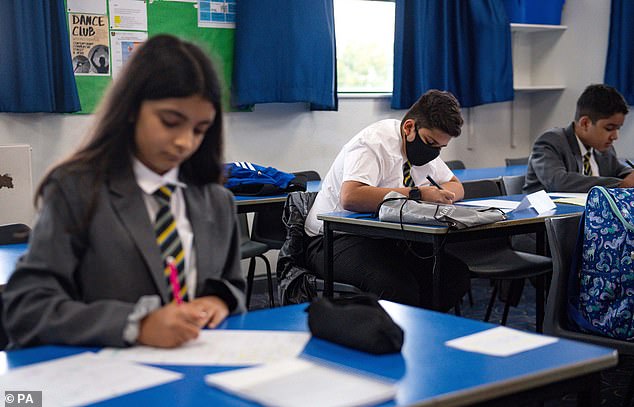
402,161,415,187
153,184,188,303
583,152,593,176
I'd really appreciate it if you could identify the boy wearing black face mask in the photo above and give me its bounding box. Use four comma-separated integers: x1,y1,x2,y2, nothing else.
304,90,469,310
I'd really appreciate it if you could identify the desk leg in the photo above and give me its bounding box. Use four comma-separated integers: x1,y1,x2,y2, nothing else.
432,236,443,310
537,230,546,255
577,372,601,407
323,221,334,298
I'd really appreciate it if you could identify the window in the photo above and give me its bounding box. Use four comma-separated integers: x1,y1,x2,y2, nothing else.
334,0,395,94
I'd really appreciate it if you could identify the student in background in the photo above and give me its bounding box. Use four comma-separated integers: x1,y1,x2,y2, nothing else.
2,35,245,349
524,84,632,193
304,90,470,310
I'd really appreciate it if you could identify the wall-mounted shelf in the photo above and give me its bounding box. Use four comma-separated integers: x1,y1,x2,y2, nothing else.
511,23,567,91
509,23,567,150
510,23,567,33
514,85,565,92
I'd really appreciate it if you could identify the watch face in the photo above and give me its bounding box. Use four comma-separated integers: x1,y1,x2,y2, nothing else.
409,187,421,200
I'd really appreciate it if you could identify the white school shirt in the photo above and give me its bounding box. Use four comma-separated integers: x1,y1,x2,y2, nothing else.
133,158,197,298
305,119,454,236
575,136,599,176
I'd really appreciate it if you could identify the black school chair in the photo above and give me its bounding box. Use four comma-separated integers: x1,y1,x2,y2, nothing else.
502,175,537,254
501,174,525,195
545,215,634,407
277,191,361,305
504,157,529,166
0,223,29,349
445,179,552,331
239,214,275,309
445,160,466,170
250,170,322,250
0,223,30,244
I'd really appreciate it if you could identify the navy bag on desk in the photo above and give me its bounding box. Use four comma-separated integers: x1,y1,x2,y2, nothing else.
569,186,634,340
224,162,306,196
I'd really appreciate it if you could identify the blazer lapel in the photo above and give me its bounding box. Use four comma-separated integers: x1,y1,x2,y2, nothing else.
108,167,170,302
563,124,583,173
184,185,217,295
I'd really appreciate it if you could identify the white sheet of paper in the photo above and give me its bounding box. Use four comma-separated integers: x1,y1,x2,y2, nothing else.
205,357,397,407
445,326,558,357
109,0,148,31
0,352,182,407
549,192,588,206
99,330,311,366
548,192,588,199
110,31,148,79
513,190,556,214
456,199,520,213
67,0,107,14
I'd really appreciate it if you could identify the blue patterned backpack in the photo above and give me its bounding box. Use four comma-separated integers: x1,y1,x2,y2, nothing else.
569,186,634,340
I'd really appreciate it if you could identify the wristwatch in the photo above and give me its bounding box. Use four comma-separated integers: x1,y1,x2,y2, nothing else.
408,186,422,200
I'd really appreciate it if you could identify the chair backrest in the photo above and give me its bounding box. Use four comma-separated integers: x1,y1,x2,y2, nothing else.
544,215,634,355
238,213,251,244
462,178,503,199
504,157,529,166
544,215,580,335
0,223,30,245
251,170,321,250
293,170,321,182
0,295,7,350
445,160,466,170
502,175,526,195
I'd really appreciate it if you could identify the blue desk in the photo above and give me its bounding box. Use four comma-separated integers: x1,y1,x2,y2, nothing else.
234,180,320,213
0,302,616,406
318,195,584,310
0,243,27,287
453,165,527,182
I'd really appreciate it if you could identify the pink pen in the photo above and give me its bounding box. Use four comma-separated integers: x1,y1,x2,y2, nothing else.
166,256,183,304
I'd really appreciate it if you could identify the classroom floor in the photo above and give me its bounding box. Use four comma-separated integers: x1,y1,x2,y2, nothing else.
249,277,634,407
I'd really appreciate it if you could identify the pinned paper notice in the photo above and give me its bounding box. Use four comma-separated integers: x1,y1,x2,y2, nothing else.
513,190,556,214
445,326,558,356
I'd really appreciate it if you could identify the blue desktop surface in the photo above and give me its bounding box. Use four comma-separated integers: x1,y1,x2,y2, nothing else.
0,302,616,406
453,165,527,182
319,195,584,233
0,243,27,285
233,180,321,203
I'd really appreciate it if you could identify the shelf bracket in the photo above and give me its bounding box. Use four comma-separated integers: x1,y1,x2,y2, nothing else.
510,100,517,149
466,108,474,151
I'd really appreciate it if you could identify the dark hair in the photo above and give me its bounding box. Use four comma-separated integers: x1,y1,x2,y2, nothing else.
36,34,225,203
402,89,464,137
575,84,629,122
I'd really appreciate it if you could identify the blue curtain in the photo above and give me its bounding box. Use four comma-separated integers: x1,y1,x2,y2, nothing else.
392,0,513,109
232,0,337,110
604,0,634,106
0,0,80,113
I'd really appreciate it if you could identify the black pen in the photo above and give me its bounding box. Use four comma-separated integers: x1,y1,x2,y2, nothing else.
626,159,634,170
426,175,443,190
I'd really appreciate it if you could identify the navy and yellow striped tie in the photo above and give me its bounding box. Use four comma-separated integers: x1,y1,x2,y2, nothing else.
403,161,415,187
583,152,593,176
153,185,188,303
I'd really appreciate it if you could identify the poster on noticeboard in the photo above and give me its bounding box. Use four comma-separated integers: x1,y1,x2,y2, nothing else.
69,13,110,76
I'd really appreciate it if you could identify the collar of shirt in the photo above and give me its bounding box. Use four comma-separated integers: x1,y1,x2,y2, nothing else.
131,157,197,298
575,135,599,176
132,158,187,195
575,135,593,158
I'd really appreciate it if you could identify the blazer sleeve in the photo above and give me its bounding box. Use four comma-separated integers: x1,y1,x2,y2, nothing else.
2,175,135,348
601,148,632,179
530,131,624,192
